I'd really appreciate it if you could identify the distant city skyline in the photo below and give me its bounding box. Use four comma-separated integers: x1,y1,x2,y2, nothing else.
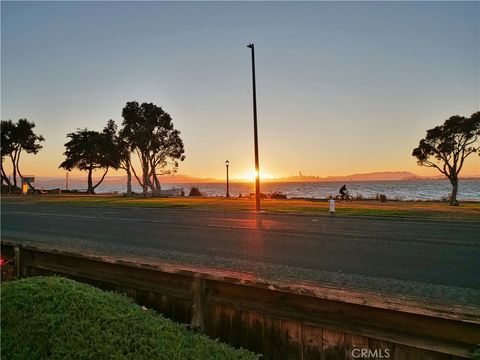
2,1,479,180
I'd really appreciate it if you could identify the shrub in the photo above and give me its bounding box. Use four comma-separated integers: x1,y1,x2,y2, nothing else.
188,186,203,196
268,192,287,199
1,277,260,360
472,346,480,360
1,184,21,194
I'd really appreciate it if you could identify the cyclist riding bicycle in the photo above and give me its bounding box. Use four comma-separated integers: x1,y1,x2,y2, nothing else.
339,185,347,199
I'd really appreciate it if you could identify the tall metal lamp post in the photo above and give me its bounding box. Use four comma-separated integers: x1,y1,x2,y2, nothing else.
225,160,230,198
247,43,261,212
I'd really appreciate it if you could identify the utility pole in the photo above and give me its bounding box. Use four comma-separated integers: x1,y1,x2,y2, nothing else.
225,160,230,198
247,43,261,212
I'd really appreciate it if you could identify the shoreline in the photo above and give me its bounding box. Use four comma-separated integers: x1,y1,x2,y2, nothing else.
12,177,479,202
4,189,480,203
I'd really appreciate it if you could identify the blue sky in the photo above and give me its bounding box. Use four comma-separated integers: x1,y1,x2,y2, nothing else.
2,1,479,178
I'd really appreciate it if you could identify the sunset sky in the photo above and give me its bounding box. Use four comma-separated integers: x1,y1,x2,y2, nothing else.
2,1,479,180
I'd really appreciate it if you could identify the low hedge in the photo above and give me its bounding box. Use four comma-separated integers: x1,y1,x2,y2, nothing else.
1,276,260,360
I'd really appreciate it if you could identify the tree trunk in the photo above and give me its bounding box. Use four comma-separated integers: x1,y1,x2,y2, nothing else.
92,168,109,192
152,172,162,197
1,173,9,186
1,162,11,187
146,167,159,196
449,176,459,205
126,165,132,196
13,167,17,188
87,167,94,194
142,159,149,196
15,152,22,188
10,154,17,187
130,163,143,193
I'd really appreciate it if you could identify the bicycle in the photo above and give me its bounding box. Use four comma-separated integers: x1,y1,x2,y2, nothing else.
335,190,353,202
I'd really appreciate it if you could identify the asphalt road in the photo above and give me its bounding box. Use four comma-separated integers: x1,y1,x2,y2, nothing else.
2,202,480,306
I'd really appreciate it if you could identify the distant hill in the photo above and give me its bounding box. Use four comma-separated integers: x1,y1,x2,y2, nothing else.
31,171,478,187
28,174,219,188
323,171,419,182
100,174,219,184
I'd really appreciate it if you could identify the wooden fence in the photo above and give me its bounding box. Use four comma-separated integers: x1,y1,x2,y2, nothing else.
1,241,479,359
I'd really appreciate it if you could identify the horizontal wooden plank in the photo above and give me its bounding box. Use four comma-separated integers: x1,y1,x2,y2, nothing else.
22,249,192,300
205,279,479,350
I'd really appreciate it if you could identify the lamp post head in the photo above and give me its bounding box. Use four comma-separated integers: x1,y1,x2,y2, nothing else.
225,160,229,166
247,43,254,49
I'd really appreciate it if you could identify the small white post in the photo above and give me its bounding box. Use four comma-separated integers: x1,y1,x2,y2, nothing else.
329,196,335,216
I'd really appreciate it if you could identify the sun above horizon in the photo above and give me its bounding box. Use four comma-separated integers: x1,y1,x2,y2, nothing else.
238,170,276,181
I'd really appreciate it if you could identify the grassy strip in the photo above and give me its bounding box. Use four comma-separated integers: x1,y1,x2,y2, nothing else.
2,194,480,220
1,277,260,360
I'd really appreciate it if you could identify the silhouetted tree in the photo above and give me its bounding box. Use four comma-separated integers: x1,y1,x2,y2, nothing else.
106,119,134,195
60,121,120,194
1,119,44,189
120,102,185,196
412,112,480,205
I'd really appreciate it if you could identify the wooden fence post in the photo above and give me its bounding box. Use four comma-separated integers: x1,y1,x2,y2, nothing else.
14,246,21,278
191,276,207,332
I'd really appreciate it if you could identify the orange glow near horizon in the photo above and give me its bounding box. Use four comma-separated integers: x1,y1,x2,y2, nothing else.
237,170,276,182
2,150,479,180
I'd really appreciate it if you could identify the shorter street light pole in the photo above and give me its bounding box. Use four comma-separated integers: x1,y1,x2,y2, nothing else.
225,160,230,198
66,172,69,190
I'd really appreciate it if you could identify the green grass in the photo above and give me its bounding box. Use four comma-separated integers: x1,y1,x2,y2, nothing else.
3,194,480,221
1,277,260,360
